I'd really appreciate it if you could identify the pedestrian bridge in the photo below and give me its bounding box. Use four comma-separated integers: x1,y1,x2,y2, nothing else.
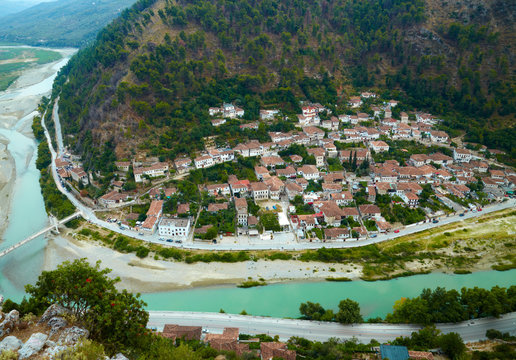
0,211,83,258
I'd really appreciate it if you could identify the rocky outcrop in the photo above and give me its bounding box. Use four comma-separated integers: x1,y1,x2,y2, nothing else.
18,332,48,359
0,310,19,337
0,304,90,359
58,326,89,345
48,316,68,336
38,303,70,324
0,335,23,352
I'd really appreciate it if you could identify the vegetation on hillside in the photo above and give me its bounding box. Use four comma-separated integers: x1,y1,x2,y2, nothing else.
0,0,137,47
32,104,76,220
52,0,515,172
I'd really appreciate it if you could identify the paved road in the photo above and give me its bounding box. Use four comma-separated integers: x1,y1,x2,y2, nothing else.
147,311,516,343
42,104,515,251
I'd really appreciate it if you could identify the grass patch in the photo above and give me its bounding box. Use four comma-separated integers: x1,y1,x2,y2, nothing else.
361,270,431,282
492,263,516,271
237,280,267,288
0,47,62,91
0,74,18,91
453,269,472,274
325,277,352,282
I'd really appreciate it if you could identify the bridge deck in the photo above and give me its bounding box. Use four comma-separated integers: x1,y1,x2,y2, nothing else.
0,211,82,258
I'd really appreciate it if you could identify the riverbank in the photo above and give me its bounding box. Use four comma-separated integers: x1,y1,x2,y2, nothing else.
0,47,76,241
43,207,516,292
0,48,74,130
43,234,363,292
0,138,15,238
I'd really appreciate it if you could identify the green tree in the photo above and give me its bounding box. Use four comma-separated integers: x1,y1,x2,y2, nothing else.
335,299,363,324
438,332,466,360
138,339,202,360
25,259,149,354
300,301,330,321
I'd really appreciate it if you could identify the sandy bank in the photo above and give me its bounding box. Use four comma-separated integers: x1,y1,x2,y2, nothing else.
43,235,362,293
0,139,15,240
0,47,76,239
0,47,76,130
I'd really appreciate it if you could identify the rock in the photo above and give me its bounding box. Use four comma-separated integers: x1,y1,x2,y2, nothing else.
4,310,19,323
18,332,48,359
0,310,20,337
45,339,57,348
39,304,70,324
47,316,68,335
111,354,129,360
58,326,89,345
42,344,68,358
0,335,23,352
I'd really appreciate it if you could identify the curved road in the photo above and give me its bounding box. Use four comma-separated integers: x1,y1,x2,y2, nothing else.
148,311,516,343
43,101,515,251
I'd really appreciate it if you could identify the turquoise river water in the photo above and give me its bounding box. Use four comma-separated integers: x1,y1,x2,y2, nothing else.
0,46,514,319
140,270,516,319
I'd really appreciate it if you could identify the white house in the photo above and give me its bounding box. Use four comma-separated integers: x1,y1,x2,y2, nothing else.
453,148,472,163
194,155,214,169
401,192,419,207
158,218,191,240
325,228,350,241
260,109,280,121
348,96,362,108
369,140,389,153
234,197,248,226
134,162,169,182
70,167,88,185
297,165,320,180
211,118,226,127
430,131,449,143
250,182,269,201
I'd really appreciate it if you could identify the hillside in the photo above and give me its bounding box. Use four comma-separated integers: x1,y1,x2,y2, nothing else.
0,1,45,18
53,0,515,171
0,0,137,47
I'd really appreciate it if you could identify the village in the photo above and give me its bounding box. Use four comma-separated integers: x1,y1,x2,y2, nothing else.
51,95,516,247
154,323,436,360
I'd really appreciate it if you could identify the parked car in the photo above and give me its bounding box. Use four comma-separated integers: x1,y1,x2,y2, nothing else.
394,229,400,233
459,213,465,217
175,240,182,244
166,239,173,243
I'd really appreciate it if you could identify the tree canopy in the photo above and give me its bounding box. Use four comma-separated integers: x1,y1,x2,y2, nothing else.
24,259,149,354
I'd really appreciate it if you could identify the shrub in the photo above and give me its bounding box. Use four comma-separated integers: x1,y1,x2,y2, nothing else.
135,246,150,258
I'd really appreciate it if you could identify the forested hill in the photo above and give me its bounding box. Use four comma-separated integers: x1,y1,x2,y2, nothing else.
54,0,515,171
0,0,137,47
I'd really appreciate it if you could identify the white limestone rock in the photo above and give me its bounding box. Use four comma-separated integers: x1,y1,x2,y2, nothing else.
0,335,23,352
18,332,48,359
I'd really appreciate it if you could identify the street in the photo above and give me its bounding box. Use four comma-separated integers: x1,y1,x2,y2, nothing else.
147,311,516,343
43,104,516,251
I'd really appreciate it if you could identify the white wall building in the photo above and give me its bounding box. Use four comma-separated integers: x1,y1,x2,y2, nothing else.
158,218,191,240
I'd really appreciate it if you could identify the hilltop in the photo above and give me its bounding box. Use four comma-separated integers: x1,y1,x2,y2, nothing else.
0,0,137,47
52,0,515,170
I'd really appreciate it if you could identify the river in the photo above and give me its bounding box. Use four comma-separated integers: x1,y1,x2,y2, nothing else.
0,46,514,320
0,47,75,298
141,269,516,319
